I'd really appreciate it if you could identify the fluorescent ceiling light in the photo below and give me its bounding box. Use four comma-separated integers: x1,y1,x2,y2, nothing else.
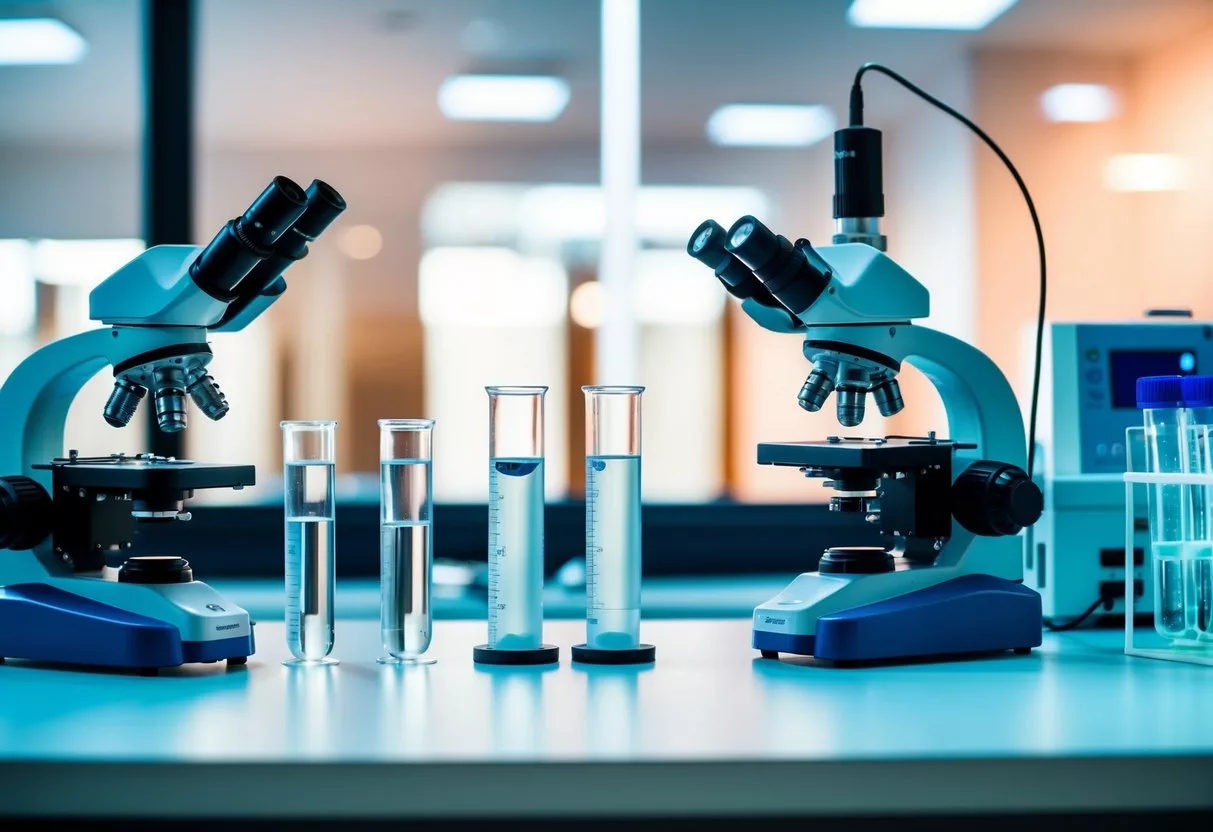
31,239,144,287
1103,154,1187,192
705,104,836,148
847,0,1018,30
1040,84,1119,123
0,18,87,65
438,74,569,122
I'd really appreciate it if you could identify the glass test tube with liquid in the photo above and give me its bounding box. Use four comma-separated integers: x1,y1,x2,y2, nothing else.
575,386,655,664
474,387,559,665
281,420,338,666
379,419,437,665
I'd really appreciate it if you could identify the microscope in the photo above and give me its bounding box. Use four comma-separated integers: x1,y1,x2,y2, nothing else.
689,71,1045,664
0,175,345,673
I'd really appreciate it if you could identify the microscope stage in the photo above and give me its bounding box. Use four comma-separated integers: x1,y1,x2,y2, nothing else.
34,457,255,492
757,436,967,470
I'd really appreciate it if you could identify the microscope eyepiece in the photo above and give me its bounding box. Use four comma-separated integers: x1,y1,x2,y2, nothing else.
215,180,349,328
725,216,781,270
241,175,309,249
723,216,832,317
290,179,347,241
189,176,309,302
687,219,780,305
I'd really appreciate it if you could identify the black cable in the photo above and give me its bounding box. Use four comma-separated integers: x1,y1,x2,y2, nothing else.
850,62,1047,478
1043,596,1109,632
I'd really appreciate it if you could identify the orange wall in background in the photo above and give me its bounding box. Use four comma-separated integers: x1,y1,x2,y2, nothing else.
975,29,1213,403
1134,25,1213,314
974,50,1138,403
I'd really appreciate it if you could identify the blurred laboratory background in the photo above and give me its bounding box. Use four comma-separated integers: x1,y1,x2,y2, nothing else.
2,0,1212,508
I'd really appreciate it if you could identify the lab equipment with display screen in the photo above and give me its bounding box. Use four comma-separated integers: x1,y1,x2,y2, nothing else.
1030,319,1213,624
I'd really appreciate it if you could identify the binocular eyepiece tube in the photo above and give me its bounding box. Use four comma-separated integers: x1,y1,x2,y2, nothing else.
687,215,833,319
189,176,310,302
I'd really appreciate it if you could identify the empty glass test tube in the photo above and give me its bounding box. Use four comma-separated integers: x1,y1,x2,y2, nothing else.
281,420,338,666
574,386,654,665
378,419,437,665
473,387,559,665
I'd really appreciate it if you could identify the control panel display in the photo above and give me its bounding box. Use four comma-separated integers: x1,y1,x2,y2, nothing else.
1051,323,1213,476
1108,350,1197,409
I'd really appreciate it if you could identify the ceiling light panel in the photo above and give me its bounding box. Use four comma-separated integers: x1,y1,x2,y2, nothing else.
0,18,87,66
847,0,1018,30
706,104,836,148
438,75,570,122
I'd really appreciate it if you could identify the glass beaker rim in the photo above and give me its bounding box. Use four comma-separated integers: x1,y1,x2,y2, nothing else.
378,418,436,430
582,385,645,394
486,385,549,395
280,419,338,429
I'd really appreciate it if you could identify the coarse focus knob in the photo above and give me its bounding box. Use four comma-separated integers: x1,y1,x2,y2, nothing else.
0,475,53,550
952,461,1043,537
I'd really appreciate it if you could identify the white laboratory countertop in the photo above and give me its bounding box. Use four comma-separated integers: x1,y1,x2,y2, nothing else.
2,619,1212,820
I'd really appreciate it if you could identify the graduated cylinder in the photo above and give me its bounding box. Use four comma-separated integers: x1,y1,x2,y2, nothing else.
485,387,548,651
583,386,644,650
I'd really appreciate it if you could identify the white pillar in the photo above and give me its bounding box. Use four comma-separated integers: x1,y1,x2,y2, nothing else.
597,0,641,385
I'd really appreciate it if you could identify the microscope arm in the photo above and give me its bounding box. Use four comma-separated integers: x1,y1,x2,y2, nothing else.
807,322,1028,470
0,326,210,489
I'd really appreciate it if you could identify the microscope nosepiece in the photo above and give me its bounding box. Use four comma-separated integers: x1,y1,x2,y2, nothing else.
103,378,147,428
187,373,229,421
798,370,834,412
836,387,866,427
872,379,905,417
152,367,188,434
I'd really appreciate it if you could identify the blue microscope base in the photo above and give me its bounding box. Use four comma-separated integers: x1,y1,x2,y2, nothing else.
753,574,1043,664
0,583,254,670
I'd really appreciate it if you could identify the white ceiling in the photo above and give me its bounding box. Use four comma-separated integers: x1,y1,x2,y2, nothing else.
0,0,1211,149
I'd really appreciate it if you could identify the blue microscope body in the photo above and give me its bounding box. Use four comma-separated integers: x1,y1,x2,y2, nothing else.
0,176,345,673
689,127,1044,664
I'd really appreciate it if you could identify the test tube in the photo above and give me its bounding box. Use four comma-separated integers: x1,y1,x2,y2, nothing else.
573,386,655,665
473,387,559,665
378,419,437,665
281,420,338,666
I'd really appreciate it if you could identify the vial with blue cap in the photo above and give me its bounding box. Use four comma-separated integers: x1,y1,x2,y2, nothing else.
1177,375,1213,641
1138,376,1206,643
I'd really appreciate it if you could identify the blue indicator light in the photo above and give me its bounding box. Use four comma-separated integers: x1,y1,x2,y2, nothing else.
1181,352,1196,372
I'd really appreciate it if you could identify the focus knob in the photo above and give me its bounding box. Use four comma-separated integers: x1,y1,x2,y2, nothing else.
952,461,1042,537
0,475,53,550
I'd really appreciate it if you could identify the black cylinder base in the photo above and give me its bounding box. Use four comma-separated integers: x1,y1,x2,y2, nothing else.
571,644,656,665
473,644,560,666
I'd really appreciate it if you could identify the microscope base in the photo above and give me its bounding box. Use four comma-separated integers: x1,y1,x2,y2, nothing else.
753,574,1042,664
0,583,254,671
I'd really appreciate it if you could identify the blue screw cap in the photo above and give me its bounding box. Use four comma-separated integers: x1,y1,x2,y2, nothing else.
1182,375,1213,408
1137,375,1185,409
